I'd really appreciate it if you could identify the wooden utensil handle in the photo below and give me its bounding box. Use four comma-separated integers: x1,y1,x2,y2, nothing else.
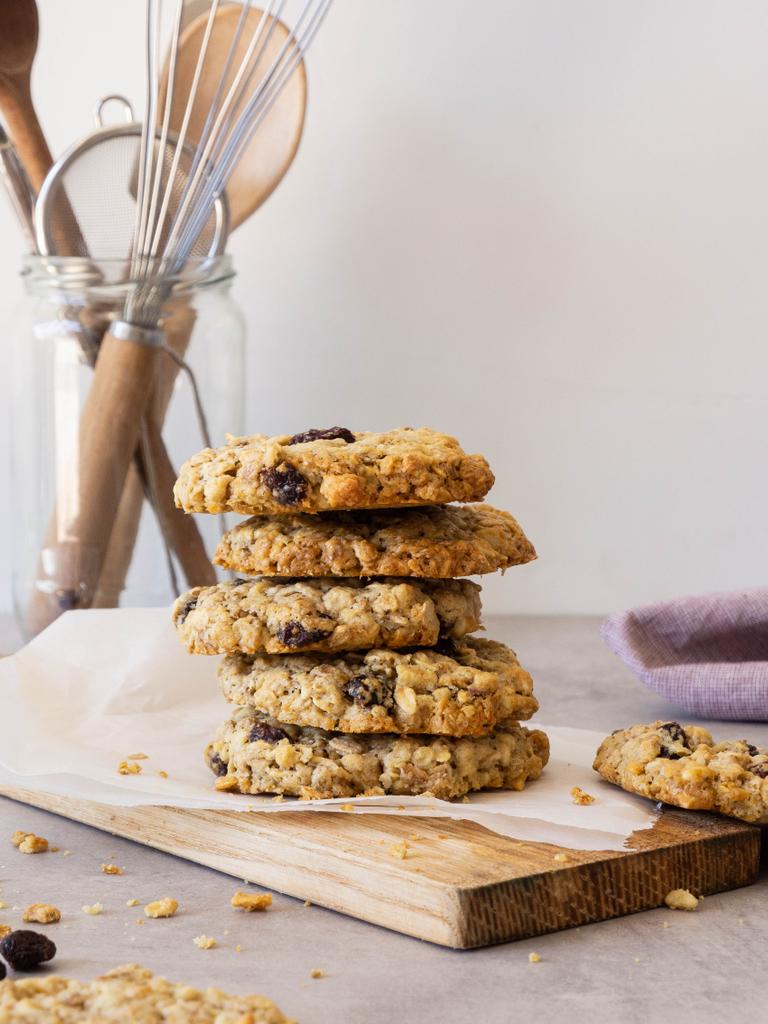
93,303,216,607
0,76,52,193
25,325,159,635
140,425,217,586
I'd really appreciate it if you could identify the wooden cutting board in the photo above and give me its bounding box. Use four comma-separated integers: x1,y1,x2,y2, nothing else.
0,785,759,948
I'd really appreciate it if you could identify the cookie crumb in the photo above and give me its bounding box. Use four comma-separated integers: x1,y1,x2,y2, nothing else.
436,834,449,840
634,957,641,964
193,934,217,949
271,794,284,803
49,846,60,853
23,903,61,924
310,968,325,979
231,891,272,912
118,761,142,776
235,944,243,952
0,925,11,940
553,853,569,863
62,851,72,857
570,786,596,805
339,803,355,812
528,952,541,963
389,840,409,860
409,833,424,841
126,899,140,908
126,753,148,760
157,770,169,779
12,831,48,854
144,898,178,919
101,863,123,875
303,900,312,908
0,902,7,910
82,903,103,915
664,889,699,911
662,921,670,928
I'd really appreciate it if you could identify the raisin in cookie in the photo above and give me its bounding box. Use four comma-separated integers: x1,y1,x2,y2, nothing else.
173,427,494,515
218,637,538,736
214,503,535,578
0,964,292,1023
207,707,549,800
173,577,481,655
594,721,768,823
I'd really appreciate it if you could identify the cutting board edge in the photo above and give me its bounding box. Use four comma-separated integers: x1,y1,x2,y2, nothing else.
450,822,761,947
0,787,760,949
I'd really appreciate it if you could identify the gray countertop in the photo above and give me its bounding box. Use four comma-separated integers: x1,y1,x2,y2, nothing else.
1,614,765,1022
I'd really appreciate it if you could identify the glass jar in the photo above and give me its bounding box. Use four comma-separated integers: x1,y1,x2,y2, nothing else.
10,255,245,637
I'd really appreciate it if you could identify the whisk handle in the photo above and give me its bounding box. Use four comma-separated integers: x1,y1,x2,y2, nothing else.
25,324,160,635
94,302,217,607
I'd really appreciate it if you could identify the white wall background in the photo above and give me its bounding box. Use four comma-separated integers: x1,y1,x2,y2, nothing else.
1,0,767,616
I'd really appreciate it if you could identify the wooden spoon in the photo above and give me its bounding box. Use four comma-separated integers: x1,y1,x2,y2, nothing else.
0,0,52,193
165,4,307,230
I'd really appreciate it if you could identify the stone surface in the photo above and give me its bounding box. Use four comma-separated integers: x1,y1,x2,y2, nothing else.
0,614,765,1022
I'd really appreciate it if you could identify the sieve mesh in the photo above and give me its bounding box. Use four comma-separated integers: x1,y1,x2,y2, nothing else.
36,125,226,262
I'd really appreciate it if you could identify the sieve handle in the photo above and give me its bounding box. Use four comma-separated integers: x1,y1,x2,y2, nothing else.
25,324,160,635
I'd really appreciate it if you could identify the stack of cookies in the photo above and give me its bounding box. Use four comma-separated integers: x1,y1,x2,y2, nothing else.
172,427,549,801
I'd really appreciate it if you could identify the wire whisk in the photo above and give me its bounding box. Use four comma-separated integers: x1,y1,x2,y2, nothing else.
128,0,332,326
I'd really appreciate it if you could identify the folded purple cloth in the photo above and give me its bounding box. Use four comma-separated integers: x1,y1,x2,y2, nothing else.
601,589,768,721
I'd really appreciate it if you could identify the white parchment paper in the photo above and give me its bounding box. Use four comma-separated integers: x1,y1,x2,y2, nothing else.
0,609,657,850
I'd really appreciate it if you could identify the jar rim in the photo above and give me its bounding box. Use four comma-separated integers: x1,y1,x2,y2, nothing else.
20,253,235,295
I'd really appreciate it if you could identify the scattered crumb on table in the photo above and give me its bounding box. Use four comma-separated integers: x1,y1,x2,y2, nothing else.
193,934,217,949
82,903,103,915
144,898,179,919
303,900,312,908
126,753,148,760
157,771,169,779
126,899,140,908
570,786,596,805
231,890,272,912
664,889,699,911
22,903,61,924
0,925,11,939
528,952,541,963
12,831,48,854
101,863,123,875
389,840,409,860
118,761,142,776
310,968,325,979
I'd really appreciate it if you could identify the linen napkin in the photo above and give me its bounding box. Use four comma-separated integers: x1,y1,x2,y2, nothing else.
601,588,768,720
